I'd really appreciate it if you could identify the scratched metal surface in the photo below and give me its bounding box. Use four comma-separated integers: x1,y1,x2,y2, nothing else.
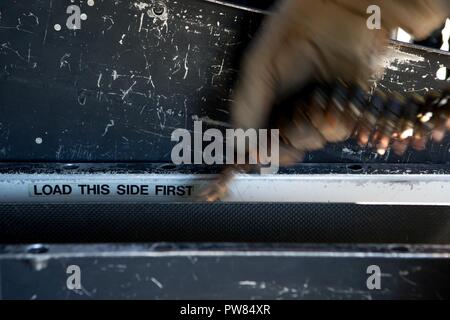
0,0,450,164
1,243,449,300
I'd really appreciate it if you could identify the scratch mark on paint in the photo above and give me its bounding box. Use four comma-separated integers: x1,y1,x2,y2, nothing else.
97,72,103,87
151,277,164,289
102,120,115,137
183,44,191,80
121,81,137,100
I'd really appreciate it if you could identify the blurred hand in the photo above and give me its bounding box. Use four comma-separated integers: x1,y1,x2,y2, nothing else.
231,0,449,159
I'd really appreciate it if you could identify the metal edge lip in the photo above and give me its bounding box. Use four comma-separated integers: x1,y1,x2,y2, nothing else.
1,162,450,175
3,172,450,180
201,0,270,15
390,39,450,56
2,245,450,260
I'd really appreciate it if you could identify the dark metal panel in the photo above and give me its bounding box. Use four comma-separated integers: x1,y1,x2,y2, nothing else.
1,244,449,300
0,0,260,162
1,0,450,163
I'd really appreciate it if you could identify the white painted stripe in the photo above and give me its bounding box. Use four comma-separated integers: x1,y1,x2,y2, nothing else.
0,173,450,205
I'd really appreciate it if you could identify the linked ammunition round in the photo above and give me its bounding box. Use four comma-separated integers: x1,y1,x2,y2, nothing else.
277,80,450,154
